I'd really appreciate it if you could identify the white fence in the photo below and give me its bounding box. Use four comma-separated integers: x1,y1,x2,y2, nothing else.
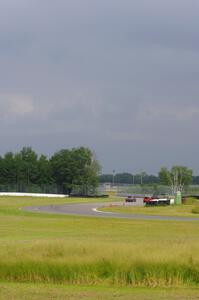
0,192,69,198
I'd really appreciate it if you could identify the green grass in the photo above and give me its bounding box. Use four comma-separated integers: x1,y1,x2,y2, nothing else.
100,198,199,217
0,196,199,289
0,283,199,300
192,206,199,214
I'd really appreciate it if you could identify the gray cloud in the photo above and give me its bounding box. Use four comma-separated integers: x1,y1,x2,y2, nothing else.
0,0,199,173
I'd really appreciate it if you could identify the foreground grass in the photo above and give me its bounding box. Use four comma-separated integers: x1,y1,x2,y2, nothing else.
0,196,199,288
0,283,199,300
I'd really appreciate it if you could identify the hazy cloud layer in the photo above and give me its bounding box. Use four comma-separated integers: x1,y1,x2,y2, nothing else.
0,0,199,173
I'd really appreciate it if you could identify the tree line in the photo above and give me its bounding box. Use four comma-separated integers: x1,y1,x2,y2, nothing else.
100,167,196,186
99,173,160,185
0,147,196,195
0,147,101,195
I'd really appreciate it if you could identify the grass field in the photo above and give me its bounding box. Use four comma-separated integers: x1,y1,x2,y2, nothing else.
100,198,199,217
0,196,199,299
1,283,199,300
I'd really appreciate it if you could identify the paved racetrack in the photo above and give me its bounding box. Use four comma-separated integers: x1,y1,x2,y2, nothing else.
23,202,199,221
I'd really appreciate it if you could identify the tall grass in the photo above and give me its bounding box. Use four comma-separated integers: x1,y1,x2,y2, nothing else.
0,259,198,286
0,241,199,286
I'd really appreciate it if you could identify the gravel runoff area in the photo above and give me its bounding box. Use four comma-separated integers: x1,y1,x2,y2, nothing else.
23,202,199,221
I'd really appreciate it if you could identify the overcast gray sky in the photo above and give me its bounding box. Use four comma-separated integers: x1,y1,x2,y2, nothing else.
0,0,199,174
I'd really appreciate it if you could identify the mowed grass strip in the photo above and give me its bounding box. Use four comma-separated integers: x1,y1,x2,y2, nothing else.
0,196,199,287
0,283,199,300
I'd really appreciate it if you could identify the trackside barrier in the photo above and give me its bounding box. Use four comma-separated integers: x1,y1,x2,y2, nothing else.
0,192,69,198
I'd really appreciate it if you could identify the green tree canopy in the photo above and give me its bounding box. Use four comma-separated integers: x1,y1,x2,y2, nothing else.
0,146,101,195
159,165,192,194
50,147,101,194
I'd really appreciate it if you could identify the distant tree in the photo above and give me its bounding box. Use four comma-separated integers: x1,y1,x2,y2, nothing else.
69,147,101,194
192,176,199,185
50,149,72,193
50,147,100,194
114,173,133,184
159,166,192,194
0,152,16,184
36,154,53,185
18,147,38,185
83,152,101,193
99,173,160,184
99,174,113,183
143,174,160,184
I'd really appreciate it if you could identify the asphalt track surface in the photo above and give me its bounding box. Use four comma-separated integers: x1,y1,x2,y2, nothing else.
24,202,199,221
